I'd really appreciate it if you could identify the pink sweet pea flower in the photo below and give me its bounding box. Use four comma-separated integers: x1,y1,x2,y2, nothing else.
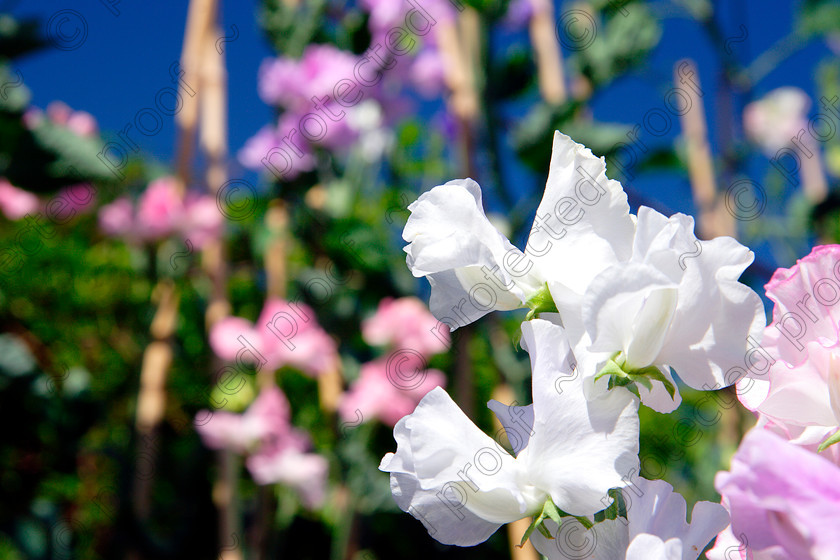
182,194,224,249
196,386,328,508
409,49,446,99
195,385,292,454
338,355,446,427
258,45,358,114
247,446,328,508
66,110,98,137
98,197,135,237
714,428,840,560
361,297,450,356
56,183,97,215
46,101,72,126
737,245,840,451
0,179,39,220
209,298,339,377
135,177,184,240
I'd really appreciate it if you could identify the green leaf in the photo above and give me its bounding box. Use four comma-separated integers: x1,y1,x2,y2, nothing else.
818,428,840,452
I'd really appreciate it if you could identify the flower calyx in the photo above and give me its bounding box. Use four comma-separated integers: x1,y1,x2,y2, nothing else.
595,354,677,401
518,498,593,548
525,284,558,321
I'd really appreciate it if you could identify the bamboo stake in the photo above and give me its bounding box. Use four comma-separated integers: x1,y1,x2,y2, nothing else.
799,134,828,204
491,385,539,560
198,12,244,560
675,59,734,239
132,280,179,519
529,0,566,104
131,0,214,537
175,0,218,191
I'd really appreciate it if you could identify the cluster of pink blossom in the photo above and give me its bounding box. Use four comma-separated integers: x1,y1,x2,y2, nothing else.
23,101,99,138
209,298,340,377
0,178,96,222
195,386,328,508
98,176,223,249
0,178,40,220
339,296,448,426
708,245,840,560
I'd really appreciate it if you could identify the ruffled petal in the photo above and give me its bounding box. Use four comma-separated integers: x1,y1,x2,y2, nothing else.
379,387,538,545
404,178,544,328
486,401,534,456
525,132,635,295
519,319,640,515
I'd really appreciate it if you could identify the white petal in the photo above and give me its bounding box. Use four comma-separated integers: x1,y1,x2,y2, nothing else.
683,501,731,559
380,436,502,546
519,319,640,515
404,178,543,328
379,387,539,545
583,263,678,369
624,477,729,559
487,400,534,456
525,132,635,295
531,518,628,560
658,234,766,391
634,367,682,413
626,534,682,560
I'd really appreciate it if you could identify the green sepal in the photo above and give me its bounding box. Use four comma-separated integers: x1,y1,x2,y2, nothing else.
596,358,676,400
597,488,627,521
595,359,624,381
818,428,840,452
518,517,539,548
537,522,553,539
635,365,677,399
518,498,595,548
525,284,559,320
542,498,565,526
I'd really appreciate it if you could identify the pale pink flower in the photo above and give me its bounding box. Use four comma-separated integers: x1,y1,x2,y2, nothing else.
339,357,446,426
743,87,811,156
409,50,446,99
0,179,39,220
182,194,224,249
737,245,840,452
22,107,44,130
98,197,134,237
362,296,449,355
195,385,292,454
196,386,328,508
135,177,184,239
46,101,72,126
209,298,339,377
56,183,97,215
258,45,358,114
713,428,840,559
66,110,98,137
247,446,328,508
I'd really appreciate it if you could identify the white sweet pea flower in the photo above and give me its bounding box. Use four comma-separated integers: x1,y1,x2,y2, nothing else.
378,319,639,547
530,477,729,560
403,131,765,412
403,177,547,327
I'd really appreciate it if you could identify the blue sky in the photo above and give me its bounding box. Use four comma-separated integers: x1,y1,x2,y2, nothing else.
7,0,835,278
